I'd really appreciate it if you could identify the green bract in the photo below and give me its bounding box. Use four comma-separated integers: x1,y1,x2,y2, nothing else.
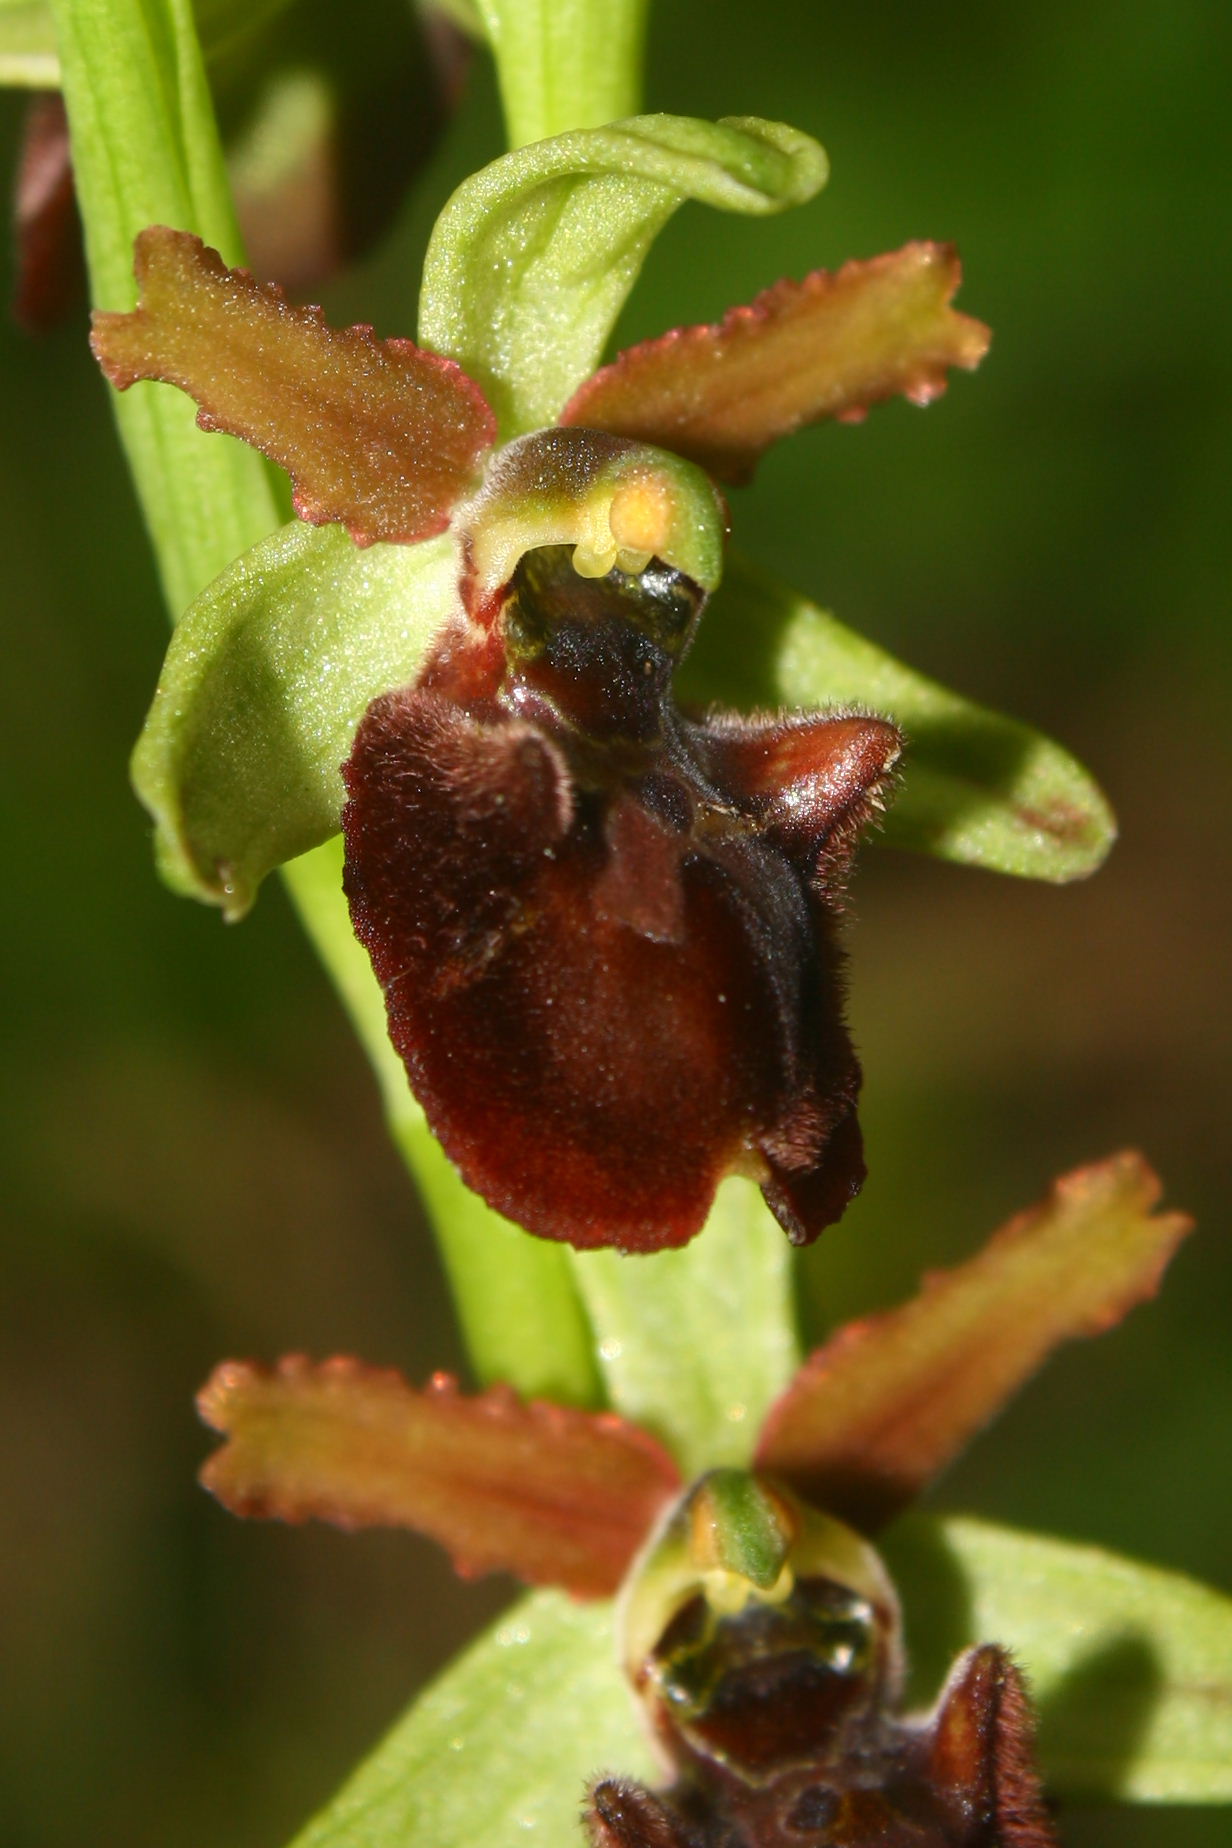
132,524,459,917
49,0,281,614
475,0,650,147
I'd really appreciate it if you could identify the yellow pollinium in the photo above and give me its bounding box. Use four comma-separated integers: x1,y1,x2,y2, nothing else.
457,427,727,600
701,1560,796,1617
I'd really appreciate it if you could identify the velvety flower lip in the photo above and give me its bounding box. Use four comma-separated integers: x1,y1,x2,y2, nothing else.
93,214,988,1251
342,511,903,1253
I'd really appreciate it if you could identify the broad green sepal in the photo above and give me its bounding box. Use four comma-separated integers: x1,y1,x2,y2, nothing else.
289,1589,653,1848
885,1514,1232,1803
0,0,58,85
419,113,828,440
132,520,460,917
683,554,1116,883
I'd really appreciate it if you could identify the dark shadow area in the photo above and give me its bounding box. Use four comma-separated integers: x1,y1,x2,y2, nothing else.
875,1514,977,1705
1035,1631,1164,1803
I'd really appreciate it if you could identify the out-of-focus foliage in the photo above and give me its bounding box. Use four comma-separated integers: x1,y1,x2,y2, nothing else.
0,2,1227,1846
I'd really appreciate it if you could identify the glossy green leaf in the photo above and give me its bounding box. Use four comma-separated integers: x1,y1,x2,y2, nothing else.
884,1515,1232,1804
281,839,604,1410
51,0,279,614
570,1177,800,1477
0,0,58,85
419,114,827,439
131,521,460,917
289,1589,652,1848
477,0,649,148
681,553,1116,882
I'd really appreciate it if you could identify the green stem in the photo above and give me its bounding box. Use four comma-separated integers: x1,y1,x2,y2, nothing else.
476,0,649,146
50,0,277,613
53,0,601,1407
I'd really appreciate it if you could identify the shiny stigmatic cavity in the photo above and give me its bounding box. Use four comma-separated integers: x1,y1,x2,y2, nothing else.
501,546,704,744
589,1472,1059,1848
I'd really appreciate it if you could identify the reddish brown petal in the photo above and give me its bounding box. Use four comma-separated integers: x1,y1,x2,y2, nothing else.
91,226,495,545
198,1355,681,1598
700,711,902,879
757,1153,1192,1529
928,1647,1059,1847
343,681,775,1251
561,243,990,485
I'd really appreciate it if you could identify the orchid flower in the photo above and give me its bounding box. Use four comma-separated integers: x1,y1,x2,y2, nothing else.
89,114,1111,1254
195,1154,1232,1845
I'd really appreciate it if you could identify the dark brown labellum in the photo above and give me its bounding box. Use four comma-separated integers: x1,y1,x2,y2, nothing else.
343,538,901,1252
591,1590,1058,1848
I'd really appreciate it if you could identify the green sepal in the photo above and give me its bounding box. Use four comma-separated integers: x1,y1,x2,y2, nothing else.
682,553,1116,883
132,520,460,917
570,1177,800,1479
419,113,827,440
0,0,58,85
288,1589,652,1848
884,1514,1232,1803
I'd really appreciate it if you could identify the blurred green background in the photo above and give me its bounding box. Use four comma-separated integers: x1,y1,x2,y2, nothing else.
0,0,1228,1843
